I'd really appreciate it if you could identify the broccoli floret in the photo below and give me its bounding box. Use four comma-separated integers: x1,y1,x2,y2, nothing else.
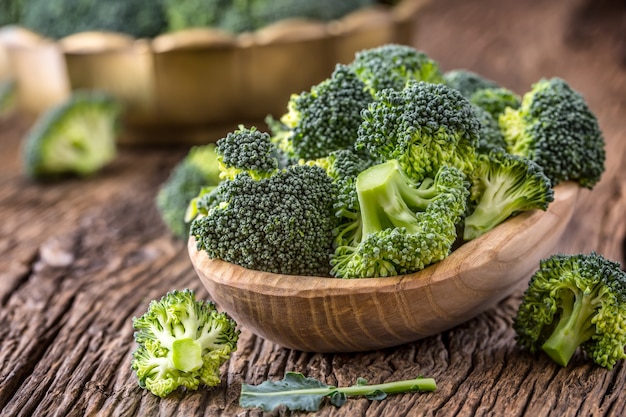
131,289,240,398
163,0,230,32
0,0,22,26
499,77,606,188
463,149,554,240
443,69,500,98
331,159,469,278
20,0,167,39
349,44,444,97
356,80,480,183
269,64,373,161
472,105,508,153
190,163,337,276
469,87,521,120
513,253,626,369
21,90,121,180
156,144,222,239
216,125,279,180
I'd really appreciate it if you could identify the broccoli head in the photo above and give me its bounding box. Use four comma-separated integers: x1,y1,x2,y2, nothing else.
469,86,521,120
463,149,554,241
472,105,508,153
499,77,606,188
131,289,240,397
190,163,337,276
356,80,480,182
216,125,279,180
513,253,626,369
21,0,167,39
443,69,500,98
156,144,222,239
22,90,121,180
349,44,444,97
0,0,22,26
269,64,373,161
331,159,469,278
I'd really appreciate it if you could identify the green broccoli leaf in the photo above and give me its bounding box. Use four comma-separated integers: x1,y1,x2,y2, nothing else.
239,371,437,412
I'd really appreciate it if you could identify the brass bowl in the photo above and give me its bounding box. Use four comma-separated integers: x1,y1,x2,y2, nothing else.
188,182,580,353
0,0,427,145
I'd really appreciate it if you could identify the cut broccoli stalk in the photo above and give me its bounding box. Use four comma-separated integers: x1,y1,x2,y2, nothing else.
22,91,121,180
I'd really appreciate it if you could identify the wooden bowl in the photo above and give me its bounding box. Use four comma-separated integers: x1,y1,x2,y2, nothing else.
188,182,580,353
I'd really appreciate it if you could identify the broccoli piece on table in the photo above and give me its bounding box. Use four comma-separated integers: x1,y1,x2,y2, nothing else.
331,159,469,278
469,86,521,120
190,162,337,276
356,80,480,182
269,64,373,161
349,44,444,97
513,253,626,369
20,0,167,39
443,69,500,98
0,79,17,120
22,90,121,180
463,149,554,241
156,144,222,239
131,289,240,398
499,77,606,188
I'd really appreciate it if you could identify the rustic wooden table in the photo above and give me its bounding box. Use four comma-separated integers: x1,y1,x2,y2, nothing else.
1,0,625,416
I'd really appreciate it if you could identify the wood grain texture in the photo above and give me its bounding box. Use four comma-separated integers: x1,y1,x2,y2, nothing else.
189,182,579,353
1,0,626,416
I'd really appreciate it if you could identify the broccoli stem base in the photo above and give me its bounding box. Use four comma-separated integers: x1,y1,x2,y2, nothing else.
540,289,597,367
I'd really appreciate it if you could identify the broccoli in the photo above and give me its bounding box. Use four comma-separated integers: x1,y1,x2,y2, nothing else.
216,125,279,180
349,44,444,97
472,105,508,153
499,77,606,188
131,289,240,398
513,253,626,369
156,144,222,239
20,0,167,39
269,64,373,161
443,69,500,98
0,0,22,26
469,86,521,120
21,90,121,180
0,79,17,120
163,0,230,32
190,133,338,275
463,149,554,241
356,80,480,183
330,159,469,278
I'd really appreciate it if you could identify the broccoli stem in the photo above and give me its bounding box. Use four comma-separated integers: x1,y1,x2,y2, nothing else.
541,289,598,366
171,338,203,372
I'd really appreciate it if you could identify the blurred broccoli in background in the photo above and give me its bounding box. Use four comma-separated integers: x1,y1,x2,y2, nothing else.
156,144,222,239
0,79,17,121
0,0,23,26
20,0,168,39
21,90,121,180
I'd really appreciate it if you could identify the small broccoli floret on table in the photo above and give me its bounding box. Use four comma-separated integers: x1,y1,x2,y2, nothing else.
443,69,500,98
356,80,480,182
499,77,606,188
463,149,554,241
22,90,121,180
131,289,240,398
0,79,17,120
268,64,373,161
331,159,469,278
349,44,444,96
513,253,626,369
190,163,337,276
156,144,222,239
